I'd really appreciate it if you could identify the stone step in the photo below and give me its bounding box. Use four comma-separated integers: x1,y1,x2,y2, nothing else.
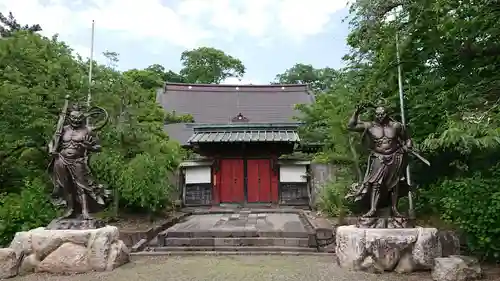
162,237,310,247
152,246,317,253
131,251,329,257
163,230,311,238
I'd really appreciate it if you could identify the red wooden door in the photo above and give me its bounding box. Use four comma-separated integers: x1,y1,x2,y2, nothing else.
219,159,245,203
247,159,272,203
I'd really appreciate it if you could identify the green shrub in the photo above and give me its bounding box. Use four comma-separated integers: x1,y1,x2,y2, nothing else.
417,168,500,260
118,153,175,214
318,180,352,218
0,177,58,246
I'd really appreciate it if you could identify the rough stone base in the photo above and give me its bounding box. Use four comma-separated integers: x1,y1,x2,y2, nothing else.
335,225,441,273
432,255,482,281
46,218,106,230
0,248,18,279
0,225,129,278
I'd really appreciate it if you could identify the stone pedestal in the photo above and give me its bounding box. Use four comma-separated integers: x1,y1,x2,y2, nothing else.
335,225,441,273
0,225,129,278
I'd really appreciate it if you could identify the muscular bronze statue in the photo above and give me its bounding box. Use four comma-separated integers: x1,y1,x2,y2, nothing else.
48,96,110,223
346,104,412,218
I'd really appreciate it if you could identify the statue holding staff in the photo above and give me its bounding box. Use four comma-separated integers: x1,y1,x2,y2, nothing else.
47,96,110,225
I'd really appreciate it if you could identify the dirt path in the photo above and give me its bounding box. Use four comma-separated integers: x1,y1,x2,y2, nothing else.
13,255,435,281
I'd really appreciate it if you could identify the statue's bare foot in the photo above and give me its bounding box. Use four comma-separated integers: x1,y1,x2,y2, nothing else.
391,208,404,217
81,213,92,220
362,209,376,217
59,208,74,219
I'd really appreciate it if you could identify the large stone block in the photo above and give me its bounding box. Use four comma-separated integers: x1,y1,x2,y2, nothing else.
335,225,441,273
2,225,129,278
432,255,482,281
0,248,18,279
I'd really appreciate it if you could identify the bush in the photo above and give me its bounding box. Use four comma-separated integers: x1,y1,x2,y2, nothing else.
0,177,58,246
417,166,500,260
318,179,352,218
119,153,175,214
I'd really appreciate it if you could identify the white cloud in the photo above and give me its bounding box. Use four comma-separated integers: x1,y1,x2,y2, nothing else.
71,44,94,59
0,0,348,48
1,0,212,47
0,0,348,84
71,43,108,64
177,0,349,43
277,0,349,40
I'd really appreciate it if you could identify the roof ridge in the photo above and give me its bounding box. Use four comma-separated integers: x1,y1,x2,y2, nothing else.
165,82,308,87
165,81,308,87
163,84,310,94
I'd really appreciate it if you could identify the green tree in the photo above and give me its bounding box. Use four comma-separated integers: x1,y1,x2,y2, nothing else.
145,64,185,83
0,31,183,245
180,47,245,84
124,64,185,90
296,69,363,215
0,12,42,37
274,63,338,92
123,68,164,90
305,0,500,259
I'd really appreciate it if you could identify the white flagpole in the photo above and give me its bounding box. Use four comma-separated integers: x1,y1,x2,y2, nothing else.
87,20,95,108
395,23,414,219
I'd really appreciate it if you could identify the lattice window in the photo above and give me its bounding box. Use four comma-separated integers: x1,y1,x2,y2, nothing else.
184,183,212,205
280,183,309,205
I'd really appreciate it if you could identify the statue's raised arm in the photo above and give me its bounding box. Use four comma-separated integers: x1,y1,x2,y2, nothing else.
347,103,371,132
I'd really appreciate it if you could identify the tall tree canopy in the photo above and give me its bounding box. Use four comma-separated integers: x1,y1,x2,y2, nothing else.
180,47,246,84
274,63,338,92
124,64,186,90
0,12,41,37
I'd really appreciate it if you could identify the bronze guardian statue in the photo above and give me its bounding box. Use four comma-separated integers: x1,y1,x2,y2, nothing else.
346,102,430,227
47,96,110,228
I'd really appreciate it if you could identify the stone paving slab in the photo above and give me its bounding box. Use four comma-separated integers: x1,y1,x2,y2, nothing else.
165,230,313,238
164,213,308,239
152,246,317,253
164,237,309,247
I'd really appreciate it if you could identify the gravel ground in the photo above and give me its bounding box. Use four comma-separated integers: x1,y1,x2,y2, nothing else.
12,255,436,281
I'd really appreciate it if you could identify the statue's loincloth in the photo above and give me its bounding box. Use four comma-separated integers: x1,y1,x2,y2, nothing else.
48,154,110,212
347,149,409,210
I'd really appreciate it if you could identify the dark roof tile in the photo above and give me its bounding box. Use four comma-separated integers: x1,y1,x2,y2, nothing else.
160,83,314,143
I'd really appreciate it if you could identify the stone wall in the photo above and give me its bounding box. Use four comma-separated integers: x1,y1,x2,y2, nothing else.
309,163,337,208
167,169,182,202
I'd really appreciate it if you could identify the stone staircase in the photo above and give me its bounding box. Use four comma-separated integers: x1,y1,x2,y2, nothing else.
155,232,316,254
143,209,320,255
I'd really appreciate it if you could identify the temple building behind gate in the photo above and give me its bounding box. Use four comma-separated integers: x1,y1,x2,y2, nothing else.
158,83,315,207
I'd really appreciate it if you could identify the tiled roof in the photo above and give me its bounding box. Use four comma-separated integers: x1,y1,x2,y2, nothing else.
188,130,300,143
187,123,301,144
158,83,314,144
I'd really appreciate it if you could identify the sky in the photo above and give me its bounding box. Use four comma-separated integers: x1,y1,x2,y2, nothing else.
0,0,351,84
